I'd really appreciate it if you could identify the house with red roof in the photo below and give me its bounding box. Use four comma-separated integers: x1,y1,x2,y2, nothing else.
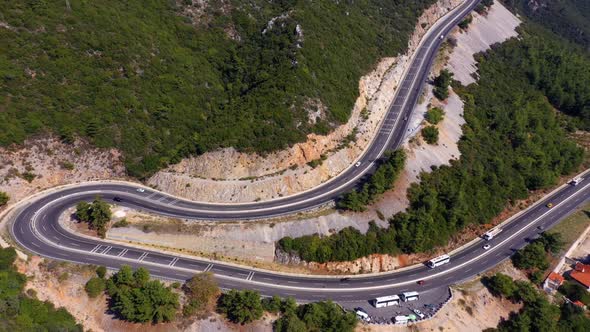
570,262,590,291
543,272,565,293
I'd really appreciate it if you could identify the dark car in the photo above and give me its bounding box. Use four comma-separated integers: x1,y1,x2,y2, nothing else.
417,280,425,285
340,277,351,282
113,197,123,202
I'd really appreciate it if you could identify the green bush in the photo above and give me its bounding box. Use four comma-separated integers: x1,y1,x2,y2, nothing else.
425,107,445,125
0,247,81,331
0,192,9,207
274,301,357,332
217,289,263,324
421,126,439,144
433,69,453,100
76,197,112,238
85,277,106,298
96,266,107,279
337,149,406,211
105,266,179,323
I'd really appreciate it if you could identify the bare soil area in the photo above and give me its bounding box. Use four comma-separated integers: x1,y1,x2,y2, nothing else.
0,135,125,204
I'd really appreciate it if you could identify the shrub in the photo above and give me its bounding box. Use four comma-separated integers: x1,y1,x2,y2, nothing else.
425,107,445,125
96,266,107,279
421,126,439,144
0,192,9,207
217,290,263,324
433,69,453,100
85,277,106,298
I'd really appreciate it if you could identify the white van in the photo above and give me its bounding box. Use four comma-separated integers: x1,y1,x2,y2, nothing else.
355,310,370,322
394,315,409,324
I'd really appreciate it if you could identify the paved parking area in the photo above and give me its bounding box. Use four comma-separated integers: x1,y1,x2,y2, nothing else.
340,286,451,324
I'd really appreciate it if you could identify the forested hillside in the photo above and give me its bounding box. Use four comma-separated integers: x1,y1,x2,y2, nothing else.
279,24,589,262
0,0,436,177
503,0,590,50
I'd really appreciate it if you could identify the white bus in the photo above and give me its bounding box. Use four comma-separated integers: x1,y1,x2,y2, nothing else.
426,254,450,268
372,295,400,308
483,228,502,241
401,291,420,302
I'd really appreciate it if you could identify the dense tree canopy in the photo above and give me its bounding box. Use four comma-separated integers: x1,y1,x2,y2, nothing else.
0,247,82,331
274,301,357,332
217,289,264,324
105,266,179,323
278,24,586,262
433,69,453,100
336,149,406,211
75,197,112,238
0,0,439,177
0,191,9,206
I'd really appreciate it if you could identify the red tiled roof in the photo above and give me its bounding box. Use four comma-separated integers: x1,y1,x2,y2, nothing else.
548,272,565,284
571,269,590,288
573,300,585,307
575,262,590,273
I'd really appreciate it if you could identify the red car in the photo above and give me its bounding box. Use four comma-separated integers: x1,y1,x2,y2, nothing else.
417,280,425,285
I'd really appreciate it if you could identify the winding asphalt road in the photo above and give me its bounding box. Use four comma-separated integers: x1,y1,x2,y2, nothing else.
10,0,588,305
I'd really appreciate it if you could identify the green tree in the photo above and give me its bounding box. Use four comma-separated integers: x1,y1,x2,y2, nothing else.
421,126,439,144
512,242,549,270
96,266,107,279
217,290,264,324
75,197,112,238
433,69,453,100
425,107,445,125
0,192,9,207
486,273,517,298
85,277,106,298
106,265,179,323
262,295,283,313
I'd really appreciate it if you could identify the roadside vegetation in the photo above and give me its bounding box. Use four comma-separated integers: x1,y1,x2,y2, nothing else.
278,23,588,262
425,107,445,125
336,149,406,212
506,0,590,49
0,247,82,331
421,125,439,144
0,0,438,178
484,273,590,331
75,197,111,238
433,69,453,100
511,232,564,284
0,191,8,207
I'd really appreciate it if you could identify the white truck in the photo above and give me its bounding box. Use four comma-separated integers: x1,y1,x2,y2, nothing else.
483,228,502,241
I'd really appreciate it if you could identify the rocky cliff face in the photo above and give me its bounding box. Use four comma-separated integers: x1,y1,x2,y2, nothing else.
148,0,464,203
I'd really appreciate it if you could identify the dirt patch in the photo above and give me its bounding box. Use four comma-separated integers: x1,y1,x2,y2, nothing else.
0,135,125,205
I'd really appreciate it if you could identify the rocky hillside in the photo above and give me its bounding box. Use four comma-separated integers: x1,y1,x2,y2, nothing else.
0,0,438,177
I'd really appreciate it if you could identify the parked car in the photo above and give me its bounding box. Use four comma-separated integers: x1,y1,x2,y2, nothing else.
413,309,425,319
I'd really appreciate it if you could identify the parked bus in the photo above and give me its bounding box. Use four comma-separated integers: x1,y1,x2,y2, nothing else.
401,291,420,302
372,295,400,308
483,228,502,241
426,254,450,268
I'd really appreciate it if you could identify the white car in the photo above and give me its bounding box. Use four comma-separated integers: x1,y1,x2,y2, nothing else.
136,188,145,193
413,309,425,319
440,34,444,39
483,244,491,250
355,162,361,167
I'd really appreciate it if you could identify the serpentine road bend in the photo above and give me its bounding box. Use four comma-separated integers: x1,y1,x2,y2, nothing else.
11,0,588,304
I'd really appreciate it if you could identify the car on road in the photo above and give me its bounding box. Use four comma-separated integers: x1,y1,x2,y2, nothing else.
537,225,544,230
340,277,350,282
413,309,425,319
113,197,122,202
417,280,425,285
355,162,361,167
440,34,444,39
569,177,583,186
546,202,554,208
483,244,491,250
136,188,145,193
